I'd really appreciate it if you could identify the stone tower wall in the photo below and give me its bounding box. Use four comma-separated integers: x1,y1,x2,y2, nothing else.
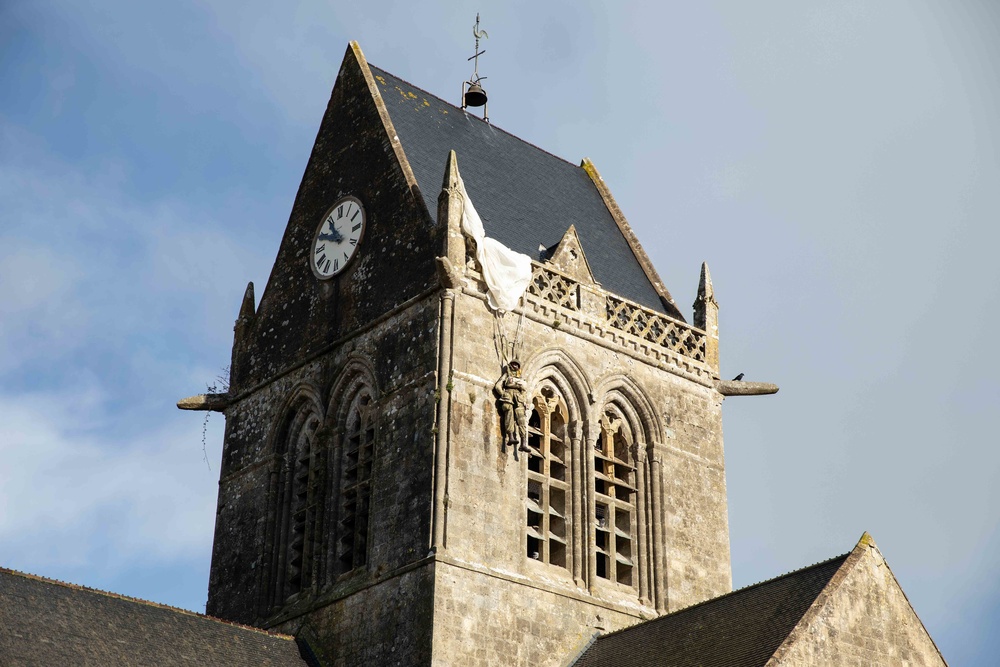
208,40,735,665
208,41,444,634
208,298,440,634
433,562,639,667
229,43,440,394
276,565,436,667
425,266,732,665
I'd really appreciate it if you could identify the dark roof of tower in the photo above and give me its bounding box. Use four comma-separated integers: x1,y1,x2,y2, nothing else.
0,567,314,666
369,65,675,316
571,553,850,667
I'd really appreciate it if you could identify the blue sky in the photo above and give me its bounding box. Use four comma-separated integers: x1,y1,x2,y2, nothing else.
2,1,998,663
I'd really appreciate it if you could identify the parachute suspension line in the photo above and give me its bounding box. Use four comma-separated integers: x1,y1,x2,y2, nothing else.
511,310,525,361
491,305,526,368
492,313,507,367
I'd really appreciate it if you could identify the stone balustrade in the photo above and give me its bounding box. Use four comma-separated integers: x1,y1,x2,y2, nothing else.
469,262,713,382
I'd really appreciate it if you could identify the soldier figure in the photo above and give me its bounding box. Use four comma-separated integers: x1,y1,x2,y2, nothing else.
494,360,529,458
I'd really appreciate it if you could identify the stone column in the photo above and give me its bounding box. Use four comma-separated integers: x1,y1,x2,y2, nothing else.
633,443,649,605
257,456,281,619
584,434,598,591
650,449,668,613
307,422,329,592
432,290,456,552
431,151,465,553
570,421,584,586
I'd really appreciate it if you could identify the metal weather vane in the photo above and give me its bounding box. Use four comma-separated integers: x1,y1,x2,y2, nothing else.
462,13,490,122
470,14,488,81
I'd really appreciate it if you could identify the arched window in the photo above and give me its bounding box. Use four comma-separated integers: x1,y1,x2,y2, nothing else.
593,406,636,586
336,388,375,574
525,385,570,570
269,398,324,606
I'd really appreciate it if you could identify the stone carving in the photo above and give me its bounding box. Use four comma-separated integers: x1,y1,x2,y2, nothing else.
494,360,529,459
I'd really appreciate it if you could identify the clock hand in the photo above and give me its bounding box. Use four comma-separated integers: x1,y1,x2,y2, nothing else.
318,226,345,243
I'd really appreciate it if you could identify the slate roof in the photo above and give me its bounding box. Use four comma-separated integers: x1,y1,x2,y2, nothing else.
0,567,314,666
572,553,850,667
370,66,673,316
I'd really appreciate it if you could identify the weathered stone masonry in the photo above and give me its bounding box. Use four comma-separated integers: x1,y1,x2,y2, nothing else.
207,42,734,667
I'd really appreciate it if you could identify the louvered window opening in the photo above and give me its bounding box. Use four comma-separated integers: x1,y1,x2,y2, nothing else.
338,393,375,573
272,408,322,606
594,410,636,586
525,389,570,570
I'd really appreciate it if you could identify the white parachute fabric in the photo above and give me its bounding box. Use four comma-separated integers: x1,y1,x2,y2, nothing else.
458,175,533,312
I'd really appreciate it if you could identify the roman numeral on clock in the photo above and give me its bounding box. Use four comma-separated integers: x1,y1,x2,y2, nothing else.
315,197,363,278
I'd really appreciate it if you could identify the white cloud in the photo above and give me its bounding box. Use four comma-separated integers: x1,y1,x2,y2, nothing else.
0,386,221,571
0,243,89,371
0,119,242,580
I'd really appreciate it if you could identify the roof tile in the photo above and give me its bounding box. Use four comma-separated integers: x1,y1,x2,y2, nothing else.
573,554,850,667
0,567,310,666
370,66,672,315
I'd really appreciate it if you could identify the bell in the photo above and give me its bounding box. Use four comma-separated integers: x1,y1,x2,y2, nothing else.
464,83,488,107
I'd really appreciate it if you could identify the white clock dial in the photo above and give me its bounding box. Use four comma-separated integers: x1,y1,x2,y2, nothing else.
312,196,366,278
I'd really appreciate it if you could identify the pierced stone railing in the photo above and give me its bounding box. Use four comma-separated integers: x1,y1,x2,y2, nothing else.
521,262,709,370
464,260,710,379
605,295,706,362
527,263,580,311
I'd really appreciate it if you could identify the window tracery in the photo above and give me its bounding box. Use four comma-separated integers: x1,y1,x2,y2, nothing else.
269,399,325,607
524,385,570,570
593,406,637,586
336,389,375,574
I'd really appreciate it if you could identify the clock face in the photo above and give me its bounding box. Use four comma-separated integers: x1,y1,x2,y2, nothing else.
312,196,366,279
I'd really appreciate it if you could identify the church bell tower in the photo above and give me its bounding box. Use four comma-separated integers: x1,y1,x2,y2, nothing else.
193,42,752,666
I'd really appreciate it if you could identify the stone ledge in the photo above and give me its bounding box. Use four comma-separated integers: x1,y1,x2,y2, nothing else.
458,284,716,389
434,553,657,620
